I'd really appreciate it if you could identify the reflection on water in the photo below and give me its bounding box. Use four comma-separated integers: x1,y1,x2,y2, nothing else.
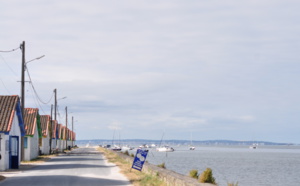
129,146,300,186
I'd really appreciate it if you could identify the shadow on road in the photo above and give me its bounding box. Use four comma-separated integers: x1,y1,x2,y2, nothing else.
49,157,106,162
31,163,116,170
0,175,130,186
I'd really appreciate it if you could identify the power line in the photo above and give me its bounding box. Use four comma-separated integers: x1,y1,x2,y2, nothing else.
0,53,19,77
0,47,19,53
57,108,65,124
0,78,12,94
26,67,54,104
28,85,48,115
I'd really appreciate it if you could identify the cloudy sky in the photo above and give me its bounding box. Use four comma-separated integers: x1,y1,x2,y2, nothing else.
1,0,300,143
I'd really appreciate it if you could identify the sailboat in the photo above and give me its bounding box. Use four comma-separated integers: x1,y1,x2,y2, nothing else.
156,132,175,152
189,132,195,150
156,145,175,152
111,130,121,151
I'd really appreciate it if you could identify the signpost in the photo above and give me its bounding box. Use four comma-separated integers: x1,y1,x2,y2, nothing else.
131,149,149,171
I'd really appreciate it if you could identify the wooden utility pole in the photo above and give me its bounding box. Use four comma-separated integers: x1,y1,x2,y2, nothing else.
20,41,25,161
72,116,74,147
53,89,57,149
49,104,53,154
54,89,57,121
65,106,68,150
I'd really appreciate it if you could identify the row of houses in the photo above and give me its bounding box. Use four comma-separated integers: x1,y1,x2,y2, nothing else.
0,95,76,171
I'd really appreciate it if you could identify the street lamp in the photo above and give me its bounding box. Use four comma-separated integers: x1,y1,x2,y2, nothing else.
21,54,45,111
25,55,45,64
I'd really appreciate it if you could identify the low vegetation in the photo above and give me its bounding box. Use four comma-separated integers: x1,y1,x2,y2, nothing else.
98,147,166,186
199,168,216,184
189,169,199,179
123,150,130,156
0,175,5,181
227,181,239,186
157,162,166,169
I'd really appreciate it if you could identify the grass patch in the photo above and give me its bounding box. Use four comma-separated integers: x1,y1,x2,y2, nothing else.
157,163,166,169
199,168,216,184
227,181,239,186
189,169,199,179
98,147,166,186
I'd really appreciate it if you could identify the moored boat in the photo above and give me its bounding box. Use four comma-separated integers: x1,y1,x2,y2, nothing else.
189,146,196,150
249,143,258,149
156,145,175,152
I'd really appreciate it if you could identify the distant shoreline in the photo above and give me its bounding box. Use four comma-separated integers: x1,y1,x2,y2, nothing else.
75,139,296,146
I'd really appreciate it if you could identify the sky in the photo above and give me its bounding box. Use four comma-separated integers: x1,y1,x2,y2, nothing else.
1,0,300,143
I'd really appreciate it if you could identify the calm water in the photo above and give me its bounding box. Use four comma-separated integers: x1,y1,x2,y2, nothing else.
129,146,300,186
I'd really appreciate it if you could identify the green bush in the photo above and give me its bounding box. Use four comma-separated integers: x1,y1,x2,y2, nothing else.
157,162,166,169
199,168,216,184
123,150,129,156
189,169,199,179
130,153,134,157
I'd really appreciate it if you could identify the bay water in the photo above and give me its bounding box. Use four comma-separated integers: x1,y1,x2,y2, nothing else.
130,145,300,186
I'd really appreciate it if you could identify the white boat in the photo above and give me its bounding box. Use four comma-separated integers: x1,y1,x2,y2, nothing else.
189,132,196,150
150,144,156,148
111,145,122,151
249,143,258,149
156,146,175,152
122,146,134,151
189,146,196,150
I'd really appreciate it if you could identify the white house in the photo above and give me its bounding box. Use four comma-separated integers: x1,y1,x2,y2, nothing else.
0,95,25,170
56,124,63,152
40,115,51,155
51,120,58,152
23,108,41,161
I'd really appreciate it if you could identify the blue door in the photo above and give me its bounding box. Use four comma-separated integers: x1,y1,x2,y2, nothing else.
10,136,19,169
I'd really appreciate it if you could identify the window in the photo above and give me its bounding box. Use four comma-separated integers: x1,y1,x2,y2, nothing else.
24,137,28,148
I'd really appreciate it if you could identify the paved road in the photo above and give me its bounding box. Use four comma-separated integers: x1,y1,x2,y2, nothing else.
0,147,131,186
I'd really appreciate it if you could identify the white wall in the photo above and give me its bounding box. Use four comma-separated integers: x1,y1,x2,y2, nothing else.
40,131,50,154
60,140,66,152
24,123,39,161
51,138,57,149
56,139,62,152
41,135,50,155
67,140,73,148
0,113,21,171
0,133,6,171
0,134,10,171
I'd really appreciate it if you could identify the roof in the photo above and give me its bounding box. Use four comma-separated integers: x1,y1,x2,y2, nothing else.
51,120,57,138
57,124,62,139
61,126,66,140
0,95,24,134
24,108,40,136
40,115,50,137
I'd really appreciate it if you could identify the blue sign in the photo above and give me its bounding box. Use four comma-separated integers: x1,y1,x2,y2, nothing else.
131,149,149,171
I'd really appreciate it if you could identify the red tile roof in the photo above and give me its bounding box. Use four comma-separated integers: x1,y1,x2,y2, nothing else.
40,115,50,137
57,124,62,139
24,108,39,136
0,95,19,132
51,120,57,138
61,126,66,140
